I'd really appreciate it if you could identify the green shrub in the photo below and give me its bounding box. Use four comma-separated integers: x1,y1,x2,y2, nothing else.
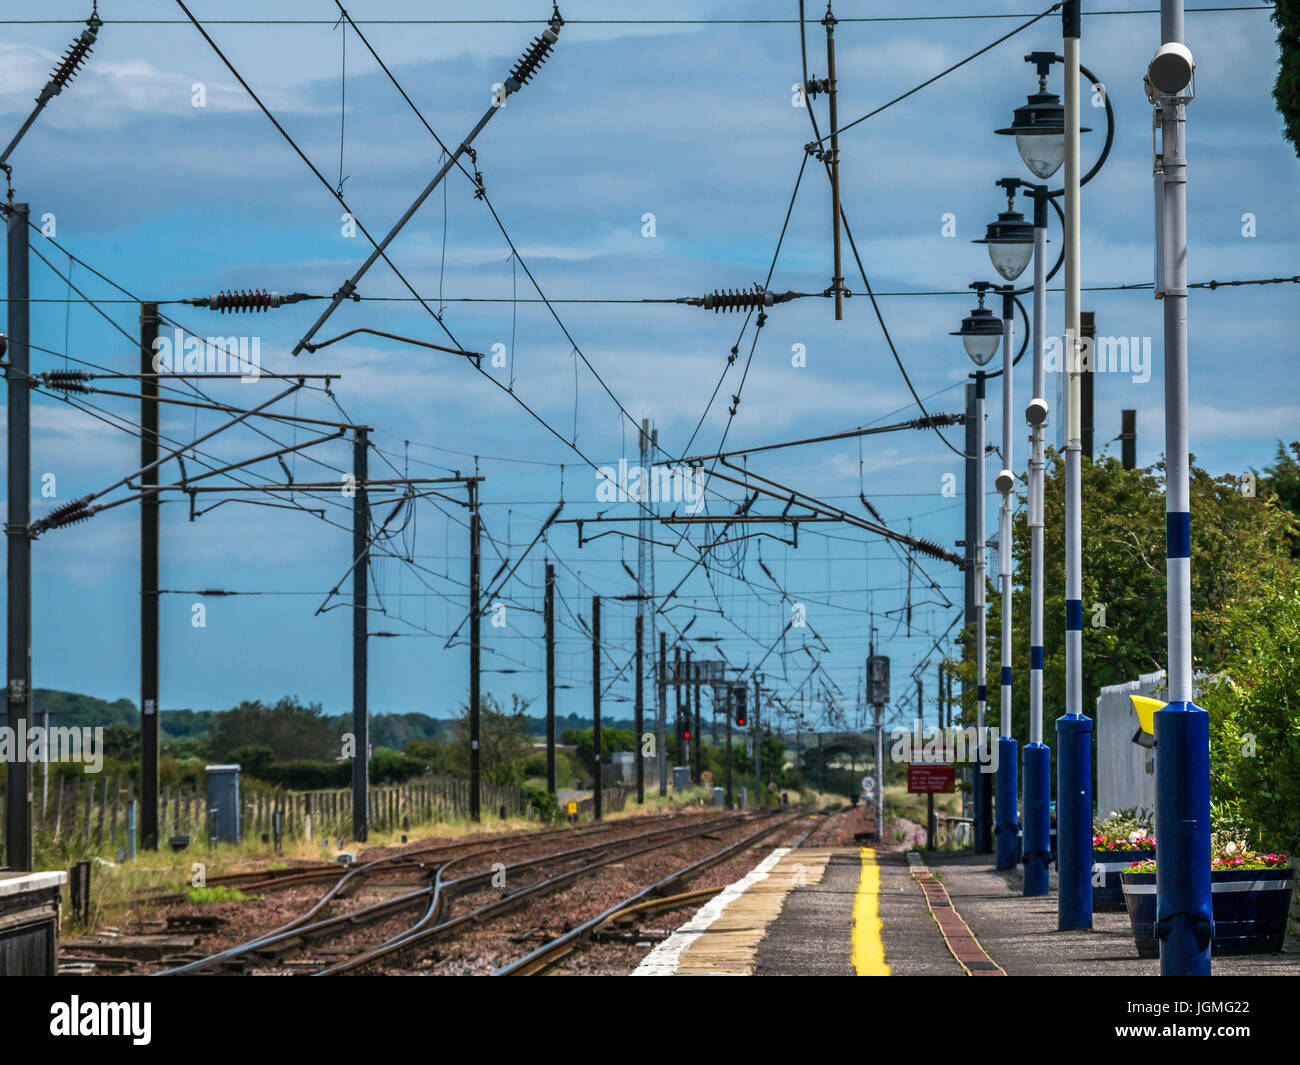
370,747,426,784
226,744,275,777
185,885,247,904
521,784,559,823
261,759,349,790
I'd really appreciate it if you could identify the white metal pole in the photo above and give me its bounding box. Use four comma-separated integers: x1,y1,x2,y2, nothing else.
1030,223,1047,748
1022,203,1052,896
1056,1,1092,930
1064,35,1083,730
1152,0,1209,977
1000,306,1014,742
995,297,1019,870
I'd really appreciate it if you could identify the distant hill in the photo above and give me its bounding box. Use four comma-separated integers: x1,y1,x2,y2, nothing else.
32,689,139,728
28,690,631,747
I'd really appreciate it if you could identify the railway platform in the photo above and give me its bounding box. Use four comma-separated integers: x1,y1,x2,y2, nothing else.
634,838,1300,977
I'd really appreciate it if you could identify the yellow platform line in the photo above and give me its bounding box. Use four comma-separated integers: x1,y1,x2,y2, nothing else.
852,847,890,975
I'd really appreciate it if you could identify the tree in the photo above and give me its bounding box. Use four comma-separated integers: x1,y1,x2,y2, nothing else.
207,696,338,762
959,451,1297,756
1202,559,1300,852
402,739,452,775
101,723,139,761
1258,440,1300,556
561,727,635,773
1274,0,1300,157
448,693,536,787
226,744,275,777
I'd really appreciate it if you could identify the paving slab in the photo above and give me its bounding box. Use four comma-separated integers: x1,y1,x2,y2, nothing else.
929,851,1300,976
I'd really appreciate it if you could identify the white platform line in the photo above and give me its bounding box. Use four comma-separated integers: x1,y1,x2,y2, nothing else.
631,847,792,976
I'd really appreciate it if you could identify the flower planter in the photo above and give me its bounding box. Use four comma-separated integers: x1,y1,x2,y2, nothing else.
1120,867,1296,958
1092,849,1152,911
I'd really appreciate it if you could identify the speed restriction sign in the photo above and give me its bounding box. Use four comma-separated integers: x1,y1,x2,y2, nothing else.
861,775,875,796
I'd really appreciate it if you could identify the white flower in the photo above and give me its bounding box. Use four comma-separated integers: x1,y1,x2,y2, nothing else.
1225,841,1238,855
1129,830,1143,843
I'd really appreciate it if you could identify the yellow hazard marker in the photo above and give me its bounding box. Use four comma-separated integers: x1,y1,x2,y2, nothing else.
852,847,890,976
1129,694,1167,736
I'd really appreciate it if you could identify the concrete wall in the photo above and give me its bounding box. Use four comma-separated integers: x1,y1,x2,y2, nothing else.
1095,671,1164,817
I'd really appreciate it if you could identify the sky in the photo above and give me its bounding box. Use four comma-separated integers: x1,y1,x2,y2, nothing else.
0,0,1295,736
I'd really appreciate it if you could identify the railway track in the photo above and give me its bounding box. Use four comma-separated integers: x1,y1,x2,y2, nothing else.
150,812,686,975
150,810,741,975
495,808,822,976
137,819,624,906
312,807,789,975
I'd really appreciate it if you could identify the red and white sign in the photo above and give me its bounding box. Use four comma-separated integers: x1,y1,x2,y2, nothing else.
907,763,956,794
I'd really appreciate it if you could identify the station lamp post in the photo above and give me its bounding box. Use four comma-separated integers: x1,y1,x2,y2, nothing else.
1145,5,1207,977
955,274,1025,871
952,289,1000,855
986,7,1115,924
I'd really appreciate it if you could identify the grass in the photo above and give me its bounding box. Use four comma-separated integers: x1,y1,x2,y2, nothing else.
185,885,248,905
45,778,822,934
43,811,552,935
883,784,966,851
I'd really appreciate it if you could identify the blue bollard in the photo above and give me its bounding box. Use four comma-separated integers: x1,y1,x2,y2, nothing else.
995,736,1019,870
1056,713,1093,929
1154,701,1212,976
1021,742,1050,896
978,759,994,854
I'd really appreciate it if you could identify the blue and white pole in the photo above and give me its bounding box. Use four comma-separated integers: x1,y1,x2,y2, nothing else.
1149,0,1210,976
995,290,1019,871
1022,189,1052,896
1056,0,1093,931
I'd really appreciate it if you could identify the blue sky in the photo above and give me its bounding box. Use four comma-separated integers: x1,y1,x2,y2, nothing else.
0,1,1294,735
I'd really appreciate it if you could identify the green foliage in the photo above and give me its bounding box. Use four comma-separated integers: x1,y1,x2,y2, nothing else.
448,693,536,786
161,736,211,761
562,726,635,772
340,711,451,749
226,744,276,778
691,730,796,798
207,696,338,762
1202,561,1300,853
369,746,426,784
1093,807,1155,850
1259,440,1300,557
520,784,560,823
100,723,139,761
521,748,582,789
185,885,247,904
402,739,452,775
159,707,224,741
32,689,139,728
1274,0,1300,157
260,759,349,790
962,452,1297,761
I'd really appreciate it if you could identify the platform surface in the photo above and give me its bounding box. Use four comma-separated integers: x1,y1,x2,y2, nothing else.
634,843,1300,976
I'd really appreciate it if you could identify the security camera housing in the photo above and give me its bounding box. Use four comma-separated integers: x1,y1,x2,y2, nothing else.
1147,42,1195,96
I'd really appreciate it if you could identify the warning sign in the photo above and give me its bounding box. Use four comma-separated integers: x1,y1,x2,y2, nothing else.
907,764,955,794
